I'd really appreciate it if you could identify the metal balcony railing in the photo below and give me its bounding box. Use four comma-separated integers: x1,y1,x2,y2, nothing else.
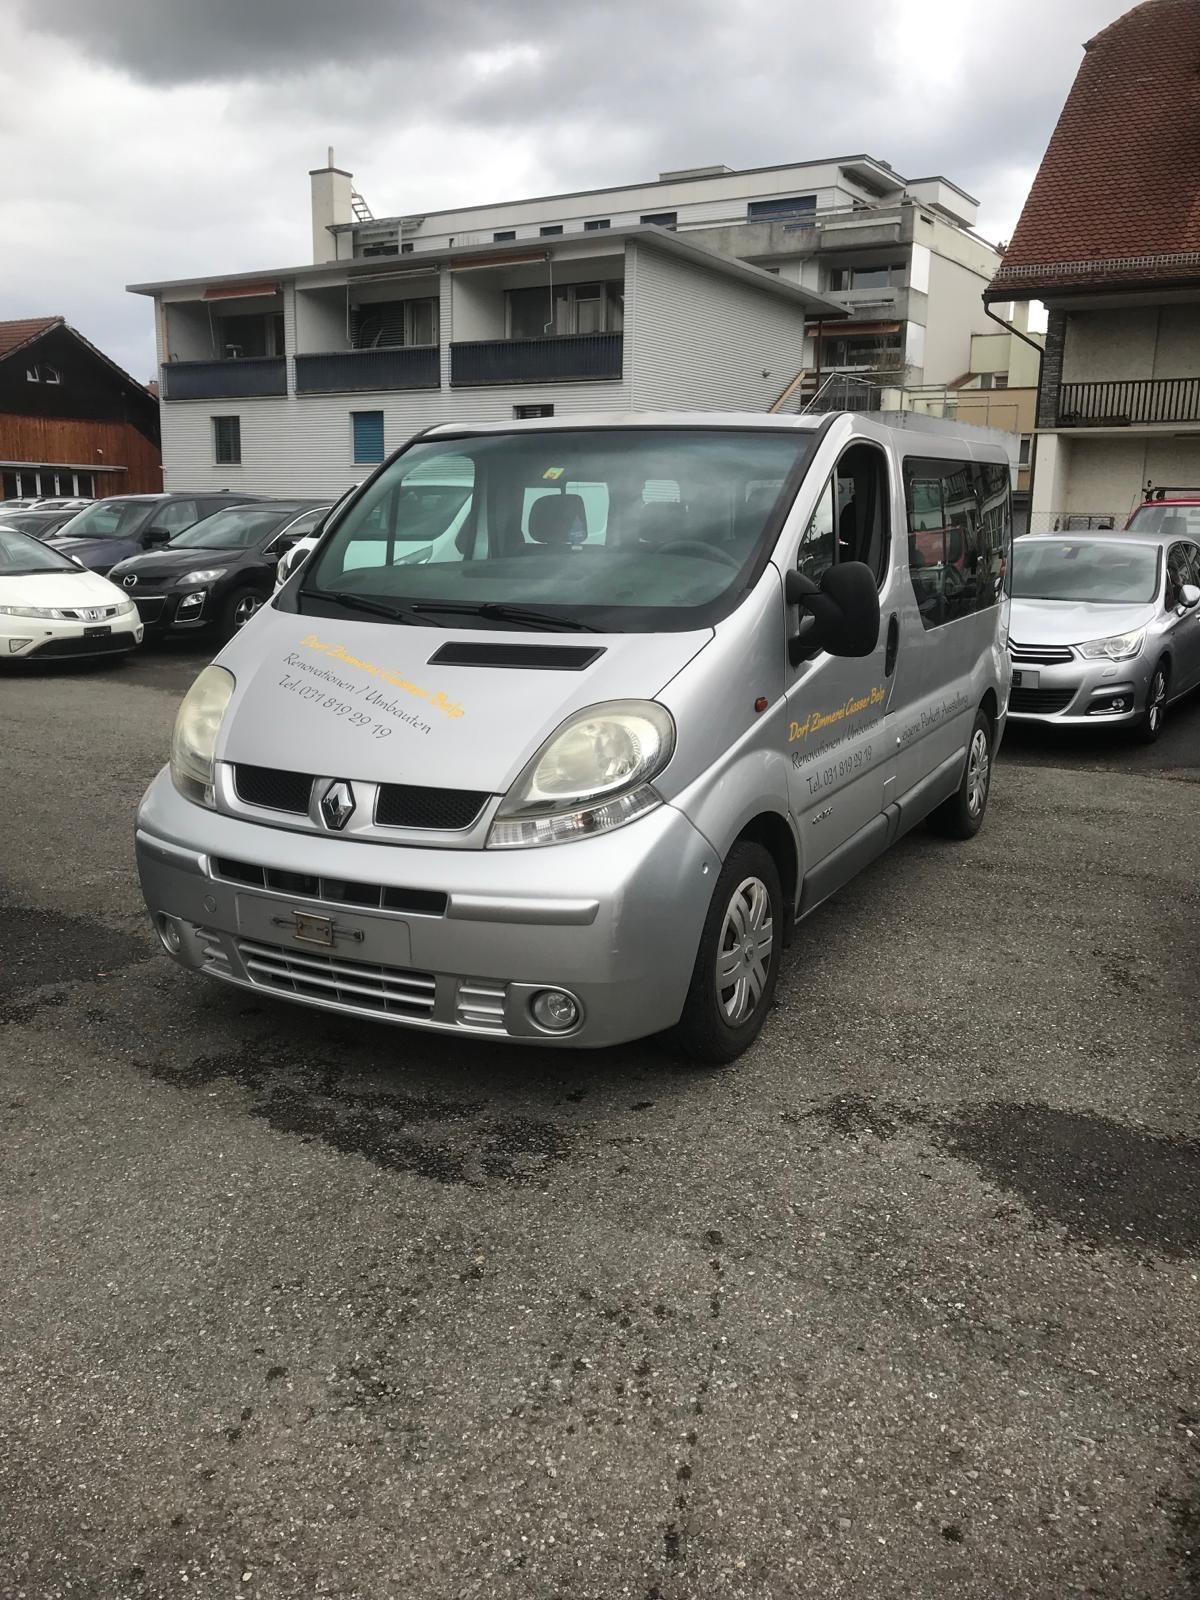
1057,378,1200,427
294,347,440,393
161,358,287,400
450,333,623,387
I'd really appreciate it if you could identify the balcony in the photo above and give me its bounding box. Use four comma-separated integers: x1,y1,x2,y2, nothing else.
161,357,286,401
450,333,623,387
1057,378,1200,428
295,347,440,394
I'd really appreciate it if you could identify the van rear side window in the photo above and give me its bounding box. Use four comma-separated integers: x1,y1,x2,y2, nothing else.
903,458,1010,628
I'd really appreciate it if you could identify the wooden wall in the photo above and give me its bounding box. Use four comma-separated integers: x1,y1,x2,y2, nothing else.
0,414,163,496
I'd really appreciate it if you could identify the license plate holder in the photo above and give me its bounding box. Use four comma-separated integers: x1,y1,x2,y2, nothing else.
291,910,335,947
235,893,412,965
84,625,111,639
1012,667,1039,689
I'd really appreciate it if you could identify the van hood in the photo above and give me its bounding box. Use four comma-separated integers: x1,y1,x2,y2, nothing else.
1009,597,1156,647
213,605,712,793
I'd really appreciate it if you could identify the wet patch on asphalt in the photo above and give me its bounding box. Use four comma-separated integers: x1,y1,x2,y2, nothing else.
788,1095,1200,1259
0,898,148,1018
148,1037,573,1185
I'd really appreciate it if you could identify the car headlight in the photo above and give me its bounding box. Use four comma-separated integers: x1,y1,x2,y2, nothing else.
1077,629,1145,661
181,568,225,586
487,700,675,849
0,604,66,618
115,598,137,616
170,665,235,806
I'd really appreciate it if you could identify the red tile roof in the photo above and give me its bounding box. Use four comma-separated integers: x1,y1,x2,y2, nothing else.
989,0,1200,297
0,316,63,360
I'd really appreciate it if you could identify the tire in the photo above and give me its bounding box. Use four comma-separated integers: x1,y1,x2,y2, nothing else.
1133,659,1168,745
671,840,783,1066
929,708,993,840
220,587,266,639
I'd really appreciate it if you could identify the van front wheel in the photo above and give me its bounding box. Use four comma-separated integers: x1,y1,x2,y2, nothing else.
671,841,783,1066
929,709,992,840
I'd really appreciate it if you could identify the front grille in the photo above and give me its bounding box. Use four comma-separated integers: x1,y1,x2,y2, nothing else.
1009,640,1074,665
455,978,508,1031
236,936,437,1017
31,633,134,658
213,856,447,917
234,764,313,814
1009,687,1076,714
60,605,125,621
375,783,489,831
133,595,168,624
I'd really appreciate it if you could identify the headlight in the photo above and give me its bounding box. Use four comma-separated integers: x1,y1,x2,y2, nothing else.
487,700,675,849
115,599,137,616
0,604,66,618
181,568,225,586
1077,629,1145,660
170,665,235,806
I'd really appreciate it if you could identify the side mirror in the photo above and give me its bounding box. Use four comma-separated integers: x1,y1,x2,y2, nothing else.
785,562,881,664
277,545,309,583
143,526,171,546
1180,582,1200,610
266,535,296,560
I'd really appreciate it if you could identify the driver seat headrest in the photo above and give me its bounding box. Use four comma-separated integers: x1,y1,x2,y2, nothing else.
528,492,587,546
631,500,690,545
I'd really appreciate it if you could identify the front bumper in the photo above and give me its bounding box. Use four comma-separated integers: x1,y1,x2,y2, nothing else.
1006,652,1151,726
135,768,721,1049
3,612,142,659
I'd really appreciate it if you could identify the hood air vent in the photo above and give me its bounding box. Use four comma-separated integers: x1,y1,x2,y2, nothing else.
427,642,605,671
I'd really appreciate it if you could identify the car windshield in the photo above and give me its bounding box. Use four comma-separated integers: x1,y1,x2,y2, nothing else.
169,507,299,550
1012,539,1160,603
1126,503,1200,537
296,427,811,632
56,499,151,539
0,526,81,576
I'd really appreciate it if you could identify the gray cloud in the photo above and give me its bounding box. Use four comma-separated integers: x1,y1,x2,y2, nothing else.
3,0,1129,379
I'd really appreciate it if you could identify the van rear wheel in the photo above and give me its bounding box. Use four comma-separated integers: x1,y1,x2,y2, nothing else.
671,841,783,1066
928,709,992,840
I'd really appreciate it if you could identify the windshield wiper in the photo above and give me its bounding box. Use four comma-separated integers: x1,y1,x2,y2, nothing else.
408,600,598,632
300,589,450,626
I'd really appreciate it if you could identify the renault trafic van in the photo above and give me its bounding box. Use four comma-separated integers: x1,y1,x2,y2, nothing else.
136,413,1012,1063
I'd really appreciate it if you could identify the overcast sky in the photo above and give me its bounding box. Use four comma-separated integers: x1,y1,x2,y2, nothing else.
1,0,1128,381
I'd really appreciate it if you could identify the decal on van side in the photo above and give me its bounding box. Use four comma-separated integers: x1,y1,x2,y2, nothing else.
788,685,885,743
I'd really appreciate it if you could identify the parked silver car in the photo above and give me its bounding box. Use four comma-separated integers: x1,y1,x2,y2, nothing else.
1008,531,1200,740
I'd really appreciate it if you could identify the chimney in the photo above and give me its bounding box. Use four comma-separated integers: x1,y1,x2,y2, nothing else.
1009,299,1031,334
310,147,354,264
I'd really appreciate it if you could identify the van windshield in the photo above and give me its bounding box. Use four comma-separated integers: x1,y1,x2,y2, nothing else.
294,428,812,632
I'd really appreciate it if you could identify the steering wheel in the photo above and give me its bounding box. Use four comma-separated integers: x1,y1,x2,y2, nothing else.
653,538,740,570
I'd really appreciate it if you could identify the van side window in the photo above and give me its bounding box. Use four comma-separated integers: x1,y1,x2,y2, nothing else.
904,458,987,628
797,443,890,587
973,461,1012,605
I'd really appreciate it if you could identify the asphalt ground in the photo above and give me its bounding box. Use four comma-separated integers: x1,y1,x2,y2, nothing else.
1,638,1199,1600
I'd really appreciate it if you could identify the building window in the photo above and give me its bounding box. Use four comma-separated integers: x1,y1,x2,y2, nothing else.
25,363,61,384
640,212,677,228
820,332,903,370
583,219,611,231
352,410,385,464
494,230,516,242
1018,435,1031,466
213,416,241,465
352,297,439,348
401,242,414,254
827,263,906,291
507,281,624,339
748,195,816,223
514,404,554,419
540,225,563,236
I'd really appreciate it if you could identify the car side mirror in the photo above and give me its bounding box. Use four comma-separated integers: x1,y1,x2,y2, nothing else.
785,562,881,664
267,535,296,560
277,545,308,582
1180,582,1200,610
143,526,171,546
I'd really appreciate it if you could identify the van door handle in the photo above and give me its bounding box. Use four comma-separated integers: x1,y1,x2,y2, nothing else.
885,612,899,676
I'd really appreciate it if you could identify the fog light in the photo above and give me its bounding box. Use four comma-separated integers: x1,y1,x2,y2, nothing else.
177,590,206,611
157,915,183,954
8,639,33,653
529,988,580,1033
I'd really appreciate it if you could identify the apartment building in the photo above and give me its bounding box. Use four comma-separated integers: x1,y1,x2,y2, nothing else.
129,228,844,495
987,0,1200,532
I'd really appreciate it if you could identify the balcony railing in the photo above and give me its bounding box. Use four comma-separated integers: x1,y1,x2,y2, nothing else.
294,346,440,394
1057,378,1200,427
450,333,623,387
161,357,287,401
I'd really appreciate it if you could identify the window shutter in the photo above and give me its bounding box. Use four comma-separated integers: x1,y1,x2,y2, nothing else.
352,411,385,464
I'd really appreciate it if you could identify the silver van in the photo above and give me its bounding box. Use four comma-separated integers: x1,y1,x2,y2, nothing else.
136,413,1012,1063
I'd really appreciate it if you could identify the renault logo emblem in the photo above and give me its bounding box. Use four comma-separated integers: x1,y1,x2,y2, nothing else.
123,574,138,588
319,779,355,831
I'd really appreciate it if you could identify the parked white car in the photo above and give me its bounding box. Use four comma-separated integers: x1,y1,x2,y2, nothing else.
0,526,143,662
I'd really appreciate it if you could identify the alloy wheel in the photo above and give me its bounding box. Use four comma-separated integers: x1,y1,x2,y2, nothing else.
966,726,991,818
233,595,263,629
1148,669,1167,732
716,875,774,1025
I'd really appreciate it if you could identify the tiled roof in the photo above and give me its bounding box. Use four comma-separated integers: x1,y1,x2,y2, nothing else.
0,316,62,360
989,0,1200,297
